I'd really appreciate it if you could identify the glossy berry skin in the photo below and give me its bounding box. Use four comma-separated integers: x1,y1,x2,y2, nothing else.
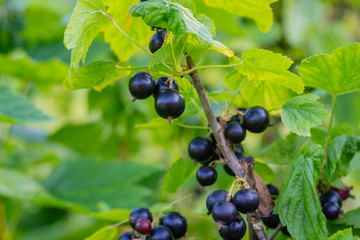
323,202,341,220
206,190,230,212
224,121,246,144
155,89,185,121
160,212,187,239
129,72,155,100
266,184,279,197
223,165,236,177
233,189,260,213
262,211,280,229
153,77,179,97
146,226,174,240
233,144,245,156
230,108,246,123
219,219,247,240
196,166,217,186
188,136,214,163
129,207,153,229
119,232,140,240
243,107,270,133
149,30,167,53
212,201,238,224
320,191,342,207
135,218,152,235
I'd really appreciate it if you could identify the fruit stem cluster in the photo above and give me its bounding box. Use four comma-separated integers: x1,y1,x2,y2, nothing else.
186,56,267,240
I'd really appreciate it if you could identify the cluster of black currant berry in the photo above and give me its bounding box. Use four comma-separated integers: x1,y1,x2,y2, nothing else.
320,191,344,220
119,207,187,240
188,106,270,187
205,188,260,240
128,30,186,123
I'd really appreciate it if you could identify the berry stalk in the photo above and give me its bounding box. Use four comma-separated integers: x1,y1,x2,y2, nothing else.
186,56,267,240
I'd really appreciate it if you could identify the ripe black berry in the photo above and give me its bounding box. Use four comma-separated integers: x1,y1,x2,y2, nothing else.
135,218,152,235
206,190,230,212
160,212,187,239
233,144,245,156
224,121,246,144
320,191,342,207
243,107,270,133
119,232,140,240
212,201,238,224
188,136,214,163
266,184,279,197
196,166,217,186
149,30,167,53
129,207,153,229
322,202,341,220
224,152,246,177
262,211,280,228
233,189,260,213
154,89,185,122
219,219,247,240
146,225,173,240
153,77,179,97
129,72,155,101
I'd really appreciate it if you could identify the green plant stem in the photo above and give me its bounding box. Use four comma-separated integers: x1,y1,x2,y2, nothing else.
321,95,337,174
228,79,247,109
103,13,152,56
169,37,181,72
116,65,148,71
176,123,210,130
182,62,243,76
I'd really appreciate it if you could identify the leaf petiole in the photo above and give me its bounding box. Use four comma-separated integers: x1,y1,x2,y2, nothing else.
182,62,243,76
116,65,148,71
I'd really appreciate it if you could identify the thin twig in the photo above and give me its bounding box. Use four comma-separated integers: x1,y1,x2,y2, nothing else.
269,223,282,240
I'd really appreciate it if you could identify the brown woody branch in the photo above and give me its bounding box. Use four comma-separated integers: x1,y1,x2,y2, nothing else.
186,56,268,240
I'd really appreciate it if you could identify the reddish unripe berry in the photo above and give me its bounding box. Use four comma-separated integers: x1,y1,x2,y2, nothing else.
135,218,152,235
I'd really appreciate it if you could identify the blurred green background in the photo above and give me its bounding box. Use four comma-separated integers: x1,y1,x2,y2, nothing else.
0,0,360,239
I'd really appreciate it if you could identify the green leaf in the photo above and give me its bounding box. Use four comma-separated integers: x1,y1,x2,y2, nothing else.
0,54,68,87
310,127,328,148
63,61,130,91
254,159,275,183
211,40,234,57
330,123,354,142
162,158,196,194
328,228,357,240
84,226,118,240
281,94,329,136
226,49,304,109
298,43,360,96
342,208,360,229
275,144,327,240
0,168,48,201
46,158,159,211
103,0,153,61
203,0,277,32
49,123,118,158
130,0,215,61
258,133,307,164
64,0,107,69
0,86,53,123
324,135,360,182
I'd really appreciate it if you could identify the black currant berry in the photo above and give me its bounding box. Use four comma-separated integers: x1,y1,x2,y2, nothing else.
233,144,245,156
320,191,342,207
129,207,153,229
212,201,238,224
262,211,280,229
206,190,230,212
129,72,155,101
230,108,246,122
224,153,246,177
146,225,174,240
119,232,140,240
188,136,214,163
196,166,217,186
149,30,167,53
281,227,290,236
224,121,246,144
160,212,187,239
219,219,247,240
322,202,341,220
223,165,236,177
154,89,185,123
153,77,179,97
243,107,270,133
135,218,152,235
266,184,279,197
233,189,260,213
